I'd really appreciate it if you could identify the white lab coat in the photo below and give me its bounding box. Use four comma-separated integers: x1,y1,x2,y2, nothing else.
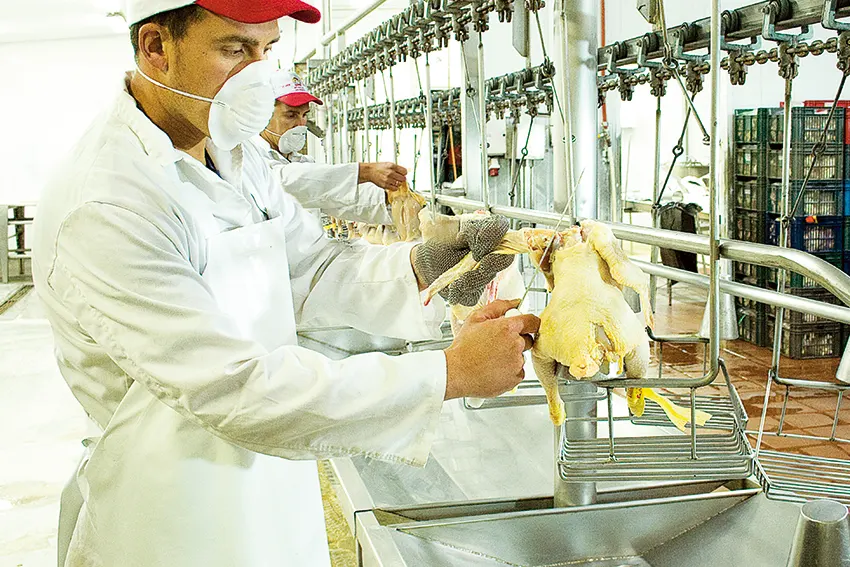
33,77,447,566
249,136,394,225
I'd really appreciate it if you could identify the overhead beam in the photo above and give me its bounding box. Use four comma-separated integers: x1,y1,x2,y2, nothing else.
597,0,850,69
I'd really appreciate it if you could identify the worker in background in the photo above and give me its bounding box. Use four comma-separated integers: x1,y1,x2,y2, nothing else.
252,70,404,224
32,1,536,566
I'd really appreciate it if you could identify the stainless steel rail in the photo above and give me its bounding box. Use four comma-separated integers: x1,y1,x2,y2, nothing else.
433,193,850,309
634,260,850,325
596,0,850,69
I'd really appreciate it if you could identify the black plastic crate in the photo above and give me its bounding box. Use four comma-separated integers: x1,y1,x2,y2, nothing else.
734,179,765,210
767,146,844,181
734,262,763,284
734,108,768,145
767,107,845,146
767,180,844,216
765,251,844,289
736,297,767,346
766,288,841,327
766,215,843,253
765,316,843,359
736,146,765,178
845,222,850,254
733,208,768,243
845,146,850,180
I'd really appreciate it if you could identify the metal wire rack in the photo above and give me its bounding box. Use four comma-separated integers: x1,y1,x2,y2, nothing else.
558,380,754,483
755,450,850,506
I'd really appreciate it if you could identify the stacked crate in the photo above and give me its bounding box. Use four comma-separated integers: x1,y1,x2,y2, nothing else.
732,106,846,358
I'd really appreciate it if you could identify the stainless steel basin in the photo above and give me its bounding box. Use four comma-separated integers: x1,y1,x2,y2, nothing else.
360,485,801,566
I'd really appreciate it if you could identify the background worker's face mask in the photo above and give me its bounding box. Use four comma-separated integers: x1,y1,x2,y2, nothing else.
266,125,308,155
136,60,276,151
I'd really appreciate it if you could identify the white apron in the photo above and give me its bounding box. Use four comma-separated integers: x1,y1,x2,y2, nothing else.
60,216,331,567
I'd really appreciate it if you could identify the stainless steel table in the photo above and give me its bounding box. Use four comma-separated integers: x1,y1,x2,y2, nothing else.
299,328,804,566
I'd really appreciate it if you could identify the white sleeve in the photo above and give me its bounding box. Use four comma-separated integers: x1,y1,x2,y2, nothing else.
247,139,445,338
49,202,445,466
277,188,446,337
273,160,394,225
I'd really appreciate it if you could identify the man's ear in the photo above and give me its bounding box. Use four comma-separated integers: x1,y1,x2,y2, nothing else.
137,23,170,73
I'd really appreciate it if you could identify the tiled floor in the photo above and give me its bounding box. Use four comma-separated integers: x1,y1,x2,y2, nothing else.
654,282,850,461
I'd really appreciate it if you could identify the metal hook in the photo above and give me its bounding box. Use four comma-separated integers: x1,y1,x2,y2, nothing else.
823,0,850,32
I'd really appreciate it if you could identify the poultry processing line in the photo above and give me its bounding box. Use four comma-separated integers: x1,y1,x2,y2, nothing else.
307,0,850,510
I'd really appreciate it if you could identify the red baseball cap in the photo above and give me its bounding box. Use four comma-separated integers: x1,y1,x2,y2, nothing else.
126,0,321,26
274,71,323,106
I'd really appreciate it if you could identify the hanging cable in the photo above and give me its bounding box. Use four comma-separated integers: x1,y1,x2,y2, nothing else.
654,93,699,208
509,115,536,207
788,73,849,219
533,11,566,126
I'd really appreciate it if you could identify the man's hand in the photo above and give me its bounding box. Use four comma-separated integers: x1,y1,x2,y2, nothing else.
444,300,540,400
359,162,408,190
412,215,512,305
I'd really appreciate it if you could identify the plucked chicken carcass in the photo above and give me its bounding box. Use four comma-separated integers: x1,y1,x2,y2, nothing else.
425,219,710,431
355,223,402,245
388,181,427,241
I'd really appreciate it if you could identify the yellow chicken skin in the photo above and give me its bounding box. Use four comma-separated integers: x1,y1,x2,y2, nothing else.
531,241,651,425
420,217,710,431
387,181,426,241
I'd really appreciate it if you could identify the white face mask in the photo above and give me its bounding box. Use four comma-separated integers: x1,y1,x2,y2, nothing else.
266,125,308,155
136,60,276,151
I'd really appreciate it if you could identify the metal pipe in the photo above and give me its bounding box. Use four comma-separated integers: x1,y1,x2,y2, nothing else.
388,67,398,161
430,195,850,309
556,0,599,218
342,87,351,162
477,31,489,210
361,80,372,161
772,76,796,372
460,37,483,199
708,0,721,375
551,0,571,217
423,53,436,209
552,0,600,510
554,376,598,507
319,0,391,47
633,260,850,325
325,94,335,165
650,95,662,313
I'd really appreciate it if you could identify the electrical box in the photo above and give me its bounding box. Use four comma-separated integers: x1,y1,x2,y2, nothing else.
486,119,507,156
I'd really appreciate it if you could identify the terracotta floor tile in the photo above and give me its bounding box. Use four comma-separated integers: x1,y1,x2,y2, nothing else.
782,412,841,430
803,424,850,440
758,434,826,451
798,444,850,460
651,283,850,460
799,395,847,413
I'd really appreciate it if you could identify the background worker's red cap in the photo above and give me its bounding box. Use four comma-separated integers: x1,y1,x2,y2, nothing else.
125,0,321,26
275,71,323,106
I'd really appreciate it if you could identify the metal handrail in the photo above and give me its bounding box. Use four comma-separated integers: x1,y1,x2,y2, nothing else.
634,260,850,326
433,194,850,309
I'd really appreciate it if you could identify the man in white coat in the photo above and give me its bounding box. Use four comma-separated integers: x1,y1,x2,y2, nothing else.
252,71,407,224
32,1,539,566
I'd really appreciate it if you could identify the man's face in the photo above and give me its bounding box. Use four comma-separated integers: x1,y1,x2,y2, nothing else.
268,102,311,135
144,10,280,139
